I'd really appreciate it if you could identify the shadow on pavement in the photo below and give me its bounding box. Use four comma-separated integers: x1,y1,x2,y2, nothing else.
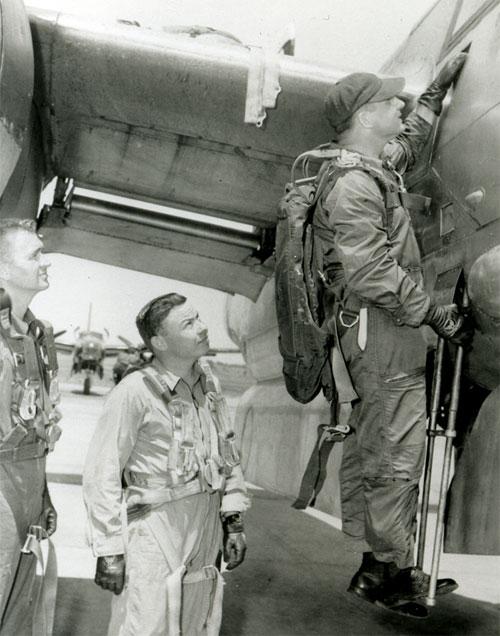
53,490,500,636
54,578,111,636
221,490,500,636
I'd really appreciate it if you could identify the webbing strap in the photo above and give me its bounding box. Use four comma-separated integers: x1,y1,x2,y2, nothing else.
0,288,12,333
331,347,358,406
199,361,217,394
21,527,58,636
292,333,356,511
28,318,59,385
141,366,174,405
205,567,224,636
184,566,223,636
310,161,398,294
165,564,223,636
0,439,47,463
330,310,358,404
184,564,218,585
126,474,207,507
166,565,186,636
352,162,398,235
292,424,338,510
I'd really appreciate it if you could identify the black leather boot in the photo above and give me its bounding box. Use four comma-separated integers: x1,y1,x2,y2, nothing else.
348,554,430,619
377,566,458,606
348,552,396,603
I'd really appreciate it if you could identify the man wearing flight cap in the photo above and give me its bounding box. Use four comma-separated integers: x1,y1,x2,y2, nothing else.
311,53,471,616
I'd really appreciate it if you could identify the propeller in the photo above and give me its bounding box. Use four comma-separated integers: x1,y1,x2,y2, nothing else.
118,335,136,349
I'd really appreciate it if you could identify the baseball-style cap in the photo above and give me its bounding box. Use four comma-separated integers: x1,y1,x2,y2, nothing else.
325,72,405,132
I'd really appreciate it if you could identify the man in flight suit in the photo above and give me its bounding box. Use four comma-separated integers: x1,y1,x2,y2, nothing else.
83,293,250,636
314,54,471,616
0,219,61,634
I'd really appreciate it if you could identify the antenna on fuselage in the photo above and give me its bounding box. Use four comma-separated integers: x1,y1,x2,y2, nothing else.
87,302,92,331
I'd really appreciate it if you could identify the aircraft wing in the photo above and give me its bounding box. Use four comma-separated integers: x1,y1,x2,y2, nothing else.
0,5,417,299
103,347,130,358
55,341,133,357
25,8,360,299
54,341,74,354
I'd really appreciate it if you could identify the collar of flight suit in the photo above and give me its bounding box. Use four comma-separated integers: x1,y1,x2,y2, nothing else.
338,147,403,190
339,147,385,172
151,358,205,393
5,308,35,336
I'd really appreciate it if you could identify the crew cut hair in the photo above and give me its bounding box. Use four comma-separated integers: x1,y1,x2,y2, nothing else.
0,218,37,255
136,293,187,348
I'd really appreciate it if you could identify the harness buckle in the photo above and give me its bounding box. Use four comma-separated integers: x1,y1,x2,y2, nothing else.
339,310,359,329
221,431,240,468
13,352,25,366
180,441,195,473
202,458,225,492
49,378,61,405
321,423,351,442
21,525,46,553
19,383,37,421
317,270,327,285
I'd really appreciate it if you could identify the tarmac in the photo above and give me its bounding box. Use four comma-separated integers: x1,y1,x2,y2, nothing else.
45,382,500,636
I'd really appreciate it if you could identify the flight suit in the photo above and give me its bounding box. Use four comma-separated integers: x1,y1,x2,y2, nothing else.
0,308,61,635
314,104,436,568
83,360,250,636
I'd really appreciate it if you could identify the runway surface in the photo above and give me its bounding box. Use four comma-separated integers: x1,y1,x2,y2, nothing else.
46,383,500,636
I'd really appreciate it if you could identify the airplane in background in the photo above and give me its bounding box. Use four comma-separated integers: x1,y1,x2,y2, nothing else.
111,336,151,385
53,302,130,394
1,0,499,567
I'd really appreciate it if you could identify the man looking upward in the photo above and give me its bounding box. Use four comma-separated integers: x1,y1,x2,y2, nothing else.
84,293,250,636
313,54,471,616
0,219,61,634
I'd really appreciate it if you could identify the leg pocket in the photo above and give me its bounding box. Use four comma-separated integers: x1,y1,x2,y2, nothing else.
382,371,427,480
389,443,426,481
124,521,171,636
372,309,427,378
127,519,167,578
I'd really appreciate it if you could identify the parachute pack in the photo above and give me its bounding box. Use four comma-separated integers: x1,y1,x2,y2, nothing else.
274,147,400,404
274,147,341,404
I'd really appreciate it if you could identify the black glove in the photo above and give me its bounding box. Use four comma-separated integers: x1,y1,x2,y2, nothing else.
222,512,247,571
41,488,57,536
95,555,126,595
423,302,473,346
418,53,467,115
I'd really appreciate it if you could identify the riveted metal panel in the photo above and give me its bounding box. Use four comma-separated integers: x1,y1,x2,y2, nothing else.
0,0,34,199
28,9,349,226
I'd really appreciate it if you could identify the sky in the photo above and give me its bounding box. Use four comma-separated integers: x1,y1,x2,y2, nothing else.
27,0,437,346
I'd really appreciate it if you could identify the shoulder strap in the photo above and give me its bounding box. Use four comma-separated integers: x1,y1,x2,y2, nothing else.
140,365,174,405
316,161,398,237
312,163,342,207
0,289,12,334
355,160,400,236
198,360,218,395
27,318,59,377
291,147,401,236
